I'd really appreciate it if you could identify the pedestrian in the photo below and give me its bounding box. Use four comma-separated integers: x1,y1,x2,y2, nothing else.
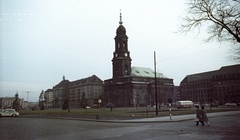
201,106,210,126
195,105,204,126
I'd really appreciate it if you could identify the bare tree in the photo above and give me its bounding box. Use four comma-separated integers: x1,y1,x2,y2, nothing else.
181,0,240,60
39,90,45,110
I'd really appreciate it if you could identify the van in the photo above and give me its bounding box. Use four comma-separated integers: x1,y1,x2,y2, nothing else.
176,101,193,108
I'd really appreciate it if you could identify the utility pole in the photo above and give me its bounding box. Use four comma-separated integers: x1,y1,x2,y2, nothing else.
154,51,158,116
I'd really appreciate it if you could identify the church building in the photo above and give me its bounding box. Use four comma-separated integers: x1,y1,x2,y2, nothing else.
103,13,174,107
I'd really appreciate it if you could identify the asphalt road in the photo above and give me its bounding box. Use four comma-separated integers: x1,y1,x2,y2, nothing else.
0,113,240,140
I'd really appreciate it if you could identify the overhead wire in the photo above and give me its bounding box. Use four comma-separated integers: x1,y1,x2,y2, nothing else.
157,35,225,63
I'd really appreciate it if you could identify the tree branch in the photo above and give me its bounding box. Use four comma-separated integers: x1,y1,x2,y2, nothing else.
179,0,240,61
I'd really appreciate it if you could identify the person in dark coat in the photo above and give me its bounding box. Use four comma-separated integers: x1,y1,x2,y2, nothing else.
195,105,203,126
201,106,209,126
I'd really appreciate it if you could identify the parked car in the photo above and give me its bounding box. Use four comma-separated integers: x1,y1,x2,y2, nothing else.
85,106,91,109
193,103,199,107
0,109,19,117
224,103,237,106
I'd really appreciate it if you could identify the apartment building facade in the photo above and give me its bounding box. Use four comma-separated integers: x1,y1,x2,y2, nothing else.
52,75,103,108
180,64,240,105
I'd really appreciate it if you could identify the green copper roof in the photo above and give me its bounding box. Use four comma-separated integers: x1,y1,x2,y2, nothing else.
130,66,167,78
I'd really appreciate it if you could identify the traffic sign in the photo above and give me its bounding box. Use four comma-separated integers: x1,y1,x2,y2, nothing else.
98,99,102,104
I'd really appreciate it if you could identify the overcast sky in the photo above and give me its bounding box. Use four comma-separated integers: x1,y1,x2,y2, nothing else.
1,0,237,102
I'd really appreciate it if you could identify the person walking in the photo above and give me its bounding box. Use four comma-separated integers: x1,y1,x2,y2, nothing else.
195,105,203,126
201,106,210,126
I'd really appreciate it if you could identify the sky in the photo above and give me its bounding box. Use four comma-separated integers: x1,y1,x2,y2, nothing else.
0,0,238,102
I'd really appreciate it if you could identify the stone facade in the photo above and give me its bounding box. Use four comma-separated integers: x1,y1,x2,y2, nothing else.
52,75,103,108
180,64,240,105
44,89,53,108
103,13,174,107
104,76,174,107
0,97,26,109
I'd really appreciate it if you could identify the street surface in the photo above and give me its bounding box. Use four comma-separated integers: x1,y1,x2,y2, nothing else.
0,113,240,140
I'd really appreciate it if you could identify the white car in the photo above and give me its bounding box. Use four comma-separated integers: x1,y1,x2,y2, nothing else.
0,109,20,117
225,103,237,106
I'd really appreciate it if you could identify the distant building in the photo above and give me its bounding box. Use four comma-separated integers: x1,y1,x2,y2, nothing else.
173,86,180,102
103,13,174,107
52,75,103,108
0,97,14,109
180,64,240,105
0,97,26,109
45,89,53,108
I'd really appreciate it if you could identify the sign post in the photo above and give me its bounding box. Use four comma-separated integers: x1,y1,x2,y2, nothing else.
168,98,172,120
97,99,102,119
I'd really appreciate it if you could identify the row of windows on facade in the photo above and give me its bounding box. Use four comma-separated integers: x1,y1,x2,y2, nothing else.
66,92,101,99
182,84,212,89
53,86,102,93
182,84,239,91
214,85,239,91
182,81,239,89
186,73,240,84
184,88,239,95
186,80,239,86
68,82,101,86
67,88,102,94
186,94,208,98
53,90,101,99
53,94,99,100
2,101,13,106
181,84,240,91
213,73,240,79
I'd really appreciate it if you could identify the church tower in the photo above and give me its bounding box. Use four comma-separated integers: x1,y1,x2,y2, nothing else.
112,12,132,79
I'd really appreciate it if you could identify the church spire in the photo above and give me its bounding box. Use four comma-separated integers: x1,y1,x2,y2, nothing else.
119,10,123,25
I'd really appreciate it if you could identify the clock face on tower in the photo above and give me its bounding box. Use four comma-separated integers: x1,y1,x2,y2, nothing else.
124,53,128,57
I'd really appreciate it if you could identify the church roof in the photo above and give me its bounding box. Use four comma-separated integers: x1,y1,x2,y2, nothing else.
116,25,126,34
130,66,167,78
116,12,127,36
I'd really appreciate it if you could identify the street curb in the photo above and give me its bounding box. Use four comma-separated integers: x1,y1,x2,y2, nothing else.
20,110,240,123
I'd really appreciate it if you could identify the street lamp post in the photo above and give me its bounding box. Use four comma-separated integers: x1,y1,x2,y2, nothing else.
26,91,30,110
26,91,30,102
